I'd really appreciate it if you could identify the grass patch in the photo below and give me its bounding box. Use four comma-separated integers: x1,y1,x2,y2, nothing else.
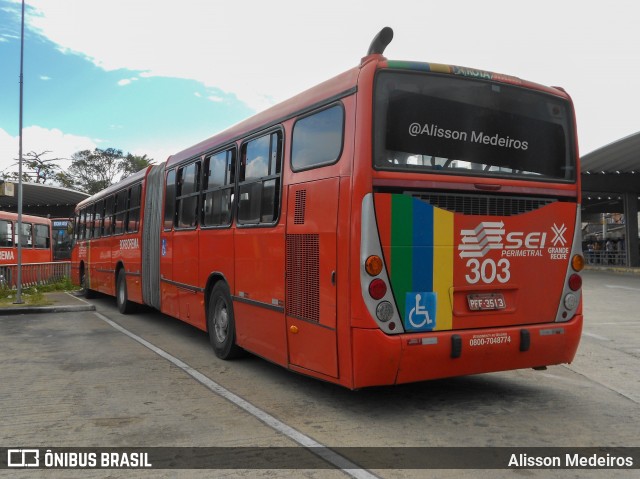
0,277,79,307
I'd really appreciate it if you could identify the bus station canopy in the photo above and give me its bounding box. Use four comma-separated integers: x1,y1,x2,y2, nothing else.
0,181,88,218
580,131,640,267
581,131,640,175
581,131,640,214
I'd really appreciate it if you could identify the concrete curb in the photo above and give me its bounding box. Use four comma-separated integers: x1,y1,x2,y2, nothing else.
0,304,96,316
0,291,96,316
584,265,640,275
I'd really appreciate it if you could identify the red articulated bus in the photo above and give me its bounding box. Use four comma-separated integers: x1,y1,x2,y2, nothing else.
72,27,584,389
0,211,52,264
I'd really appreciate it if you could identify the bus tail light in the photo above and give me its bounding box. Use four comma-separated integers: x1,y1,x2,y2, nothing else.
376,301,394,322
564,293,578,310
568,273,582,291
365,255,384,276
571,254,584,272
554,207,583,323
361,194,403,334
369,279,387,300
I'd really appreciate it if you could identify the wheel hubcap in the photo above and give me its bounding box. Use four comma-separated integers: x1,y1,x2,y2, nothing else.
214,299,229,343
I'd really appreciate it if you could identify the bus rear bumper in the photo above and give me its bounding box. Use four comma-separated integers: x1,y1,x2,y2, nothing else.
351,314,583,388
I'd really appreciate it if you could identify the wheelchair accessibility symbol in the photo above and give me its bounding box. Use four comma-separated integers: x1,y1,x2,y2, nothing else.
405,292,437,331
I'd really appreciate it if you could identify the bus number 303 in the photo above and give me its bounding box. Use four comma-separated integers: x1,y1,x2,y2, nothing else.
465,258,511,284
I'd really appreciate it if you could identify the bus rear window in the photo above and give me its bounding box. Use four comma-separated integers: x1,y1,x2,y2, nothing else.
373,71,576,181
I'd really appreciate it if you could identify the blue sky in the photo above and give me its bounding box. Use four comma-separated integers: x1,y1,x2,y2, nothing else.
1,0,639,179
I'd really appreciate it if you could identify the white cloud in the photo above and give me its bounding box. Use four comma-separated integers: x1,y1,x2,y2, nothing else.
18,0,640,153
24,0,373,111
129,144,173,165
195,91,223,103
39,75,51,81
117,77,138,86
0,126,97,175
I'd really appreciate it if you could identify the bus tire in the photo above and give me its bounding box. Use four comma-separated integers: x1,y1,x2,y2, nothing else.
81,268,95,299
207,282,243,360
116,269,136,314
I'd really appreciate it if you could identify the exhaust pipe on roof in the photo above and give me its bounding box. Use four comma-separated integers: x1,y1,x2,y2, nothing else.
367,26,394,56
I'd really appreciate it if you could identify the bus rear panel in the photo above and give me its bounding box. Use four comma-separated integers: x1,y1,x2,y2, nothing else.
352,62,583,387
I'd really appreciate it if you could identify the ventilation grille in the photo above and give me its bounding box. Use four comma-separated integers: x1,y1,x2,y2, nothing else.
408,192,556,216
286,234,319,322
294,190,307,224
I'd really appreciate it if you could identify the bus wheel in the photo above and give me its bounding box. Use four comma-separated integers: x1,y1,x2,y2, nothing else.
207,282,243,359
81,269,95,299
116,269,136,314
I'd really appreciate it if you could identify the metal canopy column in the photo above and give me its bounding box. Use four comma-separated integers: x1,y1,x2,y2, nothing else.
623,193,639,267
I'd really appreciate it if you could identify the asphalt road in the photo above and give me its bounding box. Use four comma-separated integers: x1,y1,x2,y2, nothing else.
1,269,638,478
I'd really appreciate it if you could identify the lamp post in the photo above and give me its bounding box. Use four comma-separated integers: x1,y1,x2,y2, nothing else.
15,0,25,304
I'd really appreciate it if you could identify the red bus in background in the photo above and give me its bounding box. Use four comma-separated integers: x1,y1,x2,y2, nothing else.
72,27,584,389
0,211,52,264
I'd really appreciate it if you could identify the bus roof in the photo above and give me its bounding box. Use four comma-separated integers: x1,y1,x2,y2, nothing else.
0,210,52,225
76,165,154,210
166,56,569,170
381,60,569,98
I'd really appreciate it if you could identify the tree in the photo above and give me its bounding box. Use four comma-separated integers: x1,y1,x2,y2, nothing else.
2,150,64,184
120,153,154,179
69,148,122,194
59,148,155,194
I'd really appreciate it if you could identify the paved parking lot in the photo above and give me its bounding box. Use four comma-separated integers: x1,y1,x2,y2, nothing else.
1,271,639,478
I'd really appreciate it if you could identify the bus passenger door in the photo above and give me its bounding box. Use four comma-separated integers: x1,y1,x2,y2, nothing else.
285,178,338,378
172,162,201,327
160,231,178,318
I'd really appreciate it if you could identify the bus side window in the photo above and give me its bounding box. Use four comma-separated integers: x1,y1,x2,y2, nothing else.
176,162,200,229
78,209,86,241
164,169,176,231
114,190,128,235
127,184,142,233
93,199,104,239
17,222,33,247
104,195,114,236
34,224,50,249
0,220,13,247
73,212,80,243
202,148,235,227
85,204,94,240
238,130,282,225
291,103,344,171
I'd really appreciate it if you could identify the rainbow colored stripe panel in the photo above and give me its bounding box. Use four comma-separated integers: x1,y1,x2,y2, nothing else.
374,194,454,331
